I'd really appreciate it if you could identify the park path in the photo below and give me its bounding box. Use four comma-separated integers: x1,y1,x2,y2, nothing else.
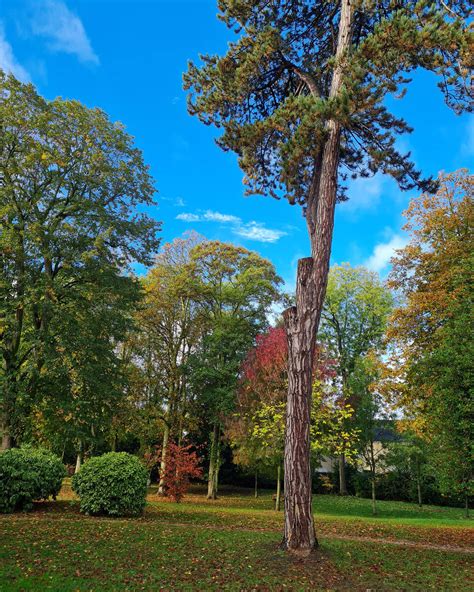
165,520,474,555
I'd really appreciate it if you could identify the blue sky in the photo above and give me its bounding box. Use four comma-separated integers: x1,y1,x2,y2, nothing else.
1,0,472,290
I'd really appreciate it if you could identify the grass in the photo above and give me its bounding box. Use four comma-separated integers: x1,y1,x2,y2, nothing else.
0,484,472,591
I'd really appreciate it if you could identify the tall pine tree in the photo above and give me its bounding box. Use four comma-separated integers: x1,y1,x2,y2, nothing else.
184,1,472,553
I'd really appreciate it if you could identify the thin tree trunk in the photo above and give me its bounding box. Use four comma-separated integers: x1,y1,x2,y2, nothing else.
254,469,258,499
417,477,422,508
281,0,353,555
339,453,348,495
158,422,170,495
465,495,469,519
276,464,282,511
75,442,83,474
207,422,219,500
371,476,377,516
1,417,12,450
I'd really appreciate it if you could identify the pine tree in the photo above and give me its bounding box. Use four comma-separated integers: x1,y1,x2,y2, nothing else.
184,1,472,554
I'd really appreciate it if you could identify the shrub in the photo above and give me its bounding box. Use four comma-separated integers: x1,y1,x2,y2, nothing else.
0,446,66,513
72,452,148,516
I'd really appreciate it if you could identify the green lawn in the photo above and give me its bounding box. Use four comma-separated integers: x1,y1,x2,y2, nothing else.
0,485,472,591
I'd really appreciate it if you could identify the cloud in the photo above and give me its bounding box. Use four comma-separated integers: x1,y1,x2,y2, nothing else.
176,210,287,243
176,213,201,222
364,234,407,273
343,174,385,212
30,0,99,65
233,222,287,243
176,210,241,224
203,211,241,224
0,23,30,81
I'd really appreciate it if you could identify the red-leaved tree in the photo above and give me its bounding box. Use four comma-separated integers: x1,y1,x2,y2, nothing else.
146,442,203,502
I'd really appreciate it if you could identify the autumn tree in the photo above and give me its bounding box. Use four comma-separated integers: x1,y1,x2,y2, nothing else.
0,73,160,449
184,0,471,553
135,234,204,493
188,242,281,499
320,264,393,494
388,170,473,516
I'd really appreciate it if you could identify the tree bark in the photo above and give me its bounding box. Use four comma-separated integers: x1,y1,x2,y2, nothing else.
1,417,12,450
276,464,282,511
254,469,258,499
465,495,470,519
158,422,170,495
339,453,348,495
207,422,219,500
75,442,83,474
281,0,353,555
417,477,422,508
371,476,377,516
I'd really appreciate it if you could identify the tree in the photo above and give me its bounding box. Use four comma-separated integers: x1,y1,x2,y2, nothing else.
184,1,471,553
0,73,160,449
320,264,393,494
188,241,281,499
350,354,392,516
136,233,205,493
389,171,473,516
145,442,203,502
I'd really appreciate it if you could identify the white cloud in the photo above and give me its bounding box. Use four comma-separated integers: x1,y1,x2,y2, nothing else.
343,174,385,211
364,234,408,273
233,222,287,243
176,210,287,243
176,213,201,222
30,0,99,65
203,210,241,224
176,210,241,224
0,23,30,81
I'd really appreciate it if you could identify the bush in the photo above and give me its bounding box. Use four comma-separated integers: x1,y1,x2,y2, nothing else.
0,446,66,513
72,452,148,516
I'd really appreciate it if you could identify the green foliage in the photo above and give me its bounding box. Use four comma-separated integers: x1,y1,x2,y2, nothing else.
72,452,148,516
0,72,160,446
0,446,66,513
184,2,471,204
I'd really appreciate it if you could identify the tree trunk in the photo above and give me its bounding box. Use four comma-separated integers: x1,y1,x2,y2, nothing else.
417,477,422,508
158,422,170,495
371,476,377,516
254,469,258,499
207,422,219,500
75,442,83,474
281,0,353,555
339,453,348,495
465,495,470,519
1,417,12,450
275,464,282,511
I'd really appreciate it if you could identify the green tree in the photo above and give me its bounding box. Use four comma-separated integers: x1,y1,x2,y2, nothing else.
184,0,471,553
388,170,473,517
188,241,281,499
320,264,393,494
0,73,160,449
135,233,205,493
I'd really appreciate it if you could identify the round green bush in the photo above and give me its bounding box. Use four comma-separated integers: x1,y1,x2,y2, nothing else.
72,452,148,516
0,446,66,513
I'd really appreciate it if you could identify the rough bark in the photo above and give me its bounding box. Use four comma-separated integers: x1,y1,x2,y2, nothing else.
281,0,353,555
339,453,348,495
158,422,170,495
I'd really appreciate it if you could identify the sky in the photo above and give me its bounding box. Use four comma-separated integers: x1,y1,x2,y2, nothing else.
1,0,472,291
